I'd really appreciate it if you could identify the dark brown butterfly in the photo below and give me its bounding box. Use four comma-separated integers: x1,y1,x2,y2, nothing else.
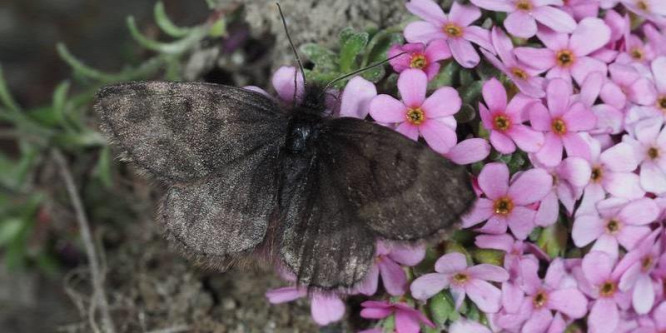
93,7,475,290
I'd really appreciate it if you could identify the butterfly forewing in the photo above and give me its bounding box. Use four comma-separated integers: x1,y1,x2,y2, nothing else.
94,81,288,182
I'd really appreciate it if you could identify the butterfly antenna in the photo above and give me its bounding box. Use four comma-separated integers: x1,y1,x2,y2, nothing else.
277,3,307,104
321,51,407,93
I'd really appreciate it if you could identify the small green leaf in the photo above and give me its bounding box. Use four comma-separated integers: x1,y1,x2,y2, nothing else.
537,222,569,258
52,80,71,125
429,291,456,325
339,28,369,72
361,66,385,83
364,31,403,65
208,18,227,38
460,80,484,105
154,1,191,37
428,61,458,89
127,16,204,55
0,218,24,247
455,104,476,123
54,130,107,148
300,44,338,72
96,146,113,188
472,248,504,266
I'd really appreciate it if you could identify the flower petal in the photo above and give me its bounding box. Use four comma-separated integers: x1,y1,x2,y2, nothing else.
588,298,620,333
398,69,428,107
396,122,420,141
422,87,461,118
482,78,508,112
369,95,406,123
435,252,468,273
449,2,482,27
618,198,659,226
354,264,379,296
490,131,517,154
547,79,573,117
600,142,638,172
340,76,377,119
404,21,447,44
507,206,537,240
535,133,564,167
504,11,537,39
379,258,408,296
632,274,655,314
446,138,491,165
468,264,509,282
420,118,458,153
532,6,577,33
572,214,605,247
462,198,495,227
569,18,611,56
603,172,645,199
571,57,608,85
582,251,613,285
265,287,306,303
310,294,345,326
549,288,589,318
466,279,503,313
449,39,480,68
514,47,556,70
470,0,514,11
406,0,447,25
562,103,597,132
478,162,510,199
508,168,553,205
562,133,592,161
272,66,304,103
510,125,545,153
410,273,450,300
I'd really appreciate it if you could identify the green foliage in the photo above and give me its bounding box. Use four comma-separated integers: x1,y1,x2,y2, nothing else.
300,27,403,87
0,0,227,271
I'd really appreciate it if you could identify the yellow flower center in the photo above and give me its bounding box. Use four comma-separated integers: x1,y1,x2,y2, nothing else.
494,197,514,216
452,272,470,285
493,114,512,131
600,280,617,297
444,23,463,38
516,0,533,11
551,118,567,135
637,0,649,11
410,54,428,69
556,50,576,68
511,67,529,80
648,147,660,160
630,48,645,61
656,96,666,112
533,290,548,309
605,219,621,234
406,107,426,125
591,166,603,183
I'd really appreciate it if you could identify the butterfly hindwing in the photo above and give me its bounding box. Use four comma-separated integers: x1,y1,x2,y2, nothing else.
159,142,281,263
94,81,287,182
318,117,475,241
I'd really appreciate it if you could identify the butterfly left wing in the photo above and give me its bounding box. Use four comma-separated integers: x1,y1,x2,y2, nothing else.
278,117,475,288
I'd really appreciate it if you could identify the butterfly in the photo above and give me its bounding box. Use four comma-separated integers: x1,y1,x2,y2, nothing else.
93,8,475,291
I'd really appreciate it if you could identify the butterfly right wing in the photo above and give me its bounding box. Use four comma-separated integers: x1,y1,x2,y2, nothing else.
94,81,288,183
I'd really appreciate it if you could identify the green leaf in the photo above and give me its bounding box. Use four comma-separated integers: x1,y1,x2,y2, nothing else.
0,64,21,113
127,16,205,55
364,30,403,65
537,222,569,258
460,80,484,105
428,61,458,90
0,218,24,247
471,248,504,266
361,66,385,83
95,146,113,188
339,28,369,72
54,130,107,148
455,104,476,123
154,1,191,37
208,18,227,38
300,44,338,72
428,291,456,325
52,80,71,125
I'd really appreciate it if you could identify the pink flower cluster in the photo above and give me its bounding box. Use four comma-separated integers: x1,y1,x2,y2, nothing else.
260,0,666,331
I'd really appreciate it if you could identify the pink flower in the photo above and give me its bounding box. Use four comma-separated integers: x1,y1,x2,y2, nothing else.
449,319,492,333
482,27,546,98
270,66,305,104
499,259,589,332
515,18,611,85
410,252,509,312
623,119,666,194
265,287,345,326
601,0,666,25
574,251,631,333
388,41,451,80
444,138,491,165
369,69,461,154
355,241,426,296
634,301,666,333
474,234,547,279
338,76,377,119
573,197,659,261
532,157,591,225
600,63,657,110
404,0,492,68
616,229,662,314
561,0,600,21
577,137,644,215
529,79,597,167
628,57,666,125
576,72,624,136
479,78,544,154
462,162,552,239
616,34,658,66
360,301,435,333
470,0,576,38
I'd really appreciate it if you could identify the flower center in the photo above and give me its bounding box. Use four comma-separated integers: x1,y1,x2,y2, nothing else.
600,280,617,297
551,118,567,135
591,166,603,183
406,107,426,125
515,0,533,10
642,256,653,272
443,23,463,38
556,50,576,68
657,96,666,112
493,114,512,131
410,54,427,69
630,48,645,61
452,272,470,285
533,290,548,309
637,0,649,11
494,197,514,216
511,67,529,80
605,219,621,234
648,147,660,160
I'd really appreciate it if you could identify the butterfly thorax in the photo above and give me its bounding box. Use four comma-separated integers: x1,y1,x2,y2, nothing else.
285,112,323,156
